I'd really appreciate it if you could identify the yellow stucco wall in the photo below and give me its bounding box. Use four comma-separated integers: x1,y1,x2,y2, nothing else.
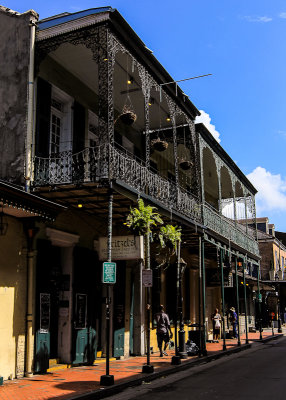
0,216,27,380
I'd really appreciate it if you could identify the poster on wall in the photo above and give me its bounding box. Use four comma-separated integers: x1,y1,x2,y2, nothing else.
75,293,87,329
40,293,50,333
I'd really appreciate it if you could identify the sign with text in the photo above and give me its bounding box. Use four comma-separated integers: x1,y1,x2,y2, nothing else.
102,262,116,284
142,269,153,287
98,236,144,261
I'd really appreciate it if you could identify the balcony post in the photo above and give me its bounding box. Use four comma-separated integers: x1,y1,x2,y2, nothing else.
257,261,263,339
234,255,241,346
244,194,249,236
220,248,227,351
243,258,249,344
98,26,114,179
201,236,207,355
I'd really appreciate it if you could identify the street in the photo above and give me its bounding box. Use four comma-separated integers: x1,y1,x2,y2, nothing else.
109,337,286,400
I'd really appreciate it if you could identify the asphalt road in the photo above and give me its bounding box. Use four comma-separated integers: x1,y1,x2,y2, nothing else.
109,337,286,400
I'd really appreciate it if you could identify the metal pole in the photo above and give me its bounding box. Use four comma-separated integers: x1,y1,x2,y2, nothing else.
257,262,263,340
201,237,207,355
243,260,249,344
100,184,114,386
198,236,202,356
220,248,226,351
142,232,154,373
234,256,241,346
172,240,182,365
178,241,187,359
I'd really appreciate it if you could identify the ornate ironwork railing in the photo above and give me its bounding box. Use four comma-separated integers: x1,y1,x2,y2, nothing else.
203,204,259,256
33,144,202,223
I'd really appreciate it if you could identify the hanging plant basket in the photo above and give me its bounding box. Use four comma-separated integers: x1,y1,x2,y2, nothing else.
151,138,168,152
120,109,137,126
179,159,193,170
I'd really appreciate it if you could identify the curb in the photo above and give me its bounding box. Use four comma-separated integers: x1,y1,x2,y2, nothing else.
68,337,286,400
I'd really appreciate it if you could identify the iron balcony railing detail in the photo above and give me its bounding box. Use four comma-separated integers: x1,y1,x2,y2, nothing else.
33,144,202,223
203,204,259,256
33,145,259,255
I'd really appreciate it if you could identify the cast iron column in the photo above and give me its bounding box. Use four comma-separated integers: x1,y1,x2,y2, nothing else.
198,236,202,356
242,260,249,344
257,262,263,339
220,248,226,351
100,184,114,386
235,256,241,346
201,237,207,355
142,232,154,373
178,241,187,359
172,240,182,365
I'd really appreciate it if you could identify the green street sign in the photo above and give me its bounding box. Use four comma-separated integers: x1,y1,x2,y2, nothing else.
102,262,116,284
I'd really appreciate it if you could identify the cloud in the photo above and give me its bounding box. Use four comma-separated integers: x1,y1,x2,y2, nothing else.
195,110,221,143
279,12,286,18
242,15,272,23
247,167,286,215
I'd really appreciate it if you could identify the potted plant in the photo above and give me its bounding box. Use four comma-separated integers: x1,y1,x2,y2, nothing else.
179,158,193,171
156,224,182,269
119,104,137,126
151,137,168,152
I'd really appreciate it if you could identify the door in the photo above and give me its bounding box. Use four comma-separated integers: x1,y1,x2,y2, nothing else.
129,276,134,355
35,240,61,372
113,262,126,357
72,248,99,364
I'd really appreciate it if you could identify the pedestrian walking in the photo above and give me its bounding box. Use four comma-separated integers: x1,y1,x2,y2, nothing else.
229,307,238,338
154,305,173,357
212,308,221,342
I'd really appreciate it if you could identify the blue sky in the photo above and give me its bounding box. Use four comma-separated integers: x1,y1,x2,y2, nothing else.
4,0,286,231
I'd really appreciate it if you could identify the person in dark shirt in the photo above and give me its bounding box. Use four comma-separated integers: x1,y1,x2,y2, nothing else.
154,305,173,356
229,307,238,338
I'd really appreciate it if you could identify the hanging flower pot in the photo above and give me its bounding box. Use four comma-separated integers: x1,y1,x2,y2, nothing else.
151,138,168,152
179,159,193,170
120,106,137,126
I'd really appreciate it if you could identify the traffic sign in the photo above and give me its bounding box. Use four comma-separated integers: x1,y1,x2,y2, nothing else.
102,262,116,284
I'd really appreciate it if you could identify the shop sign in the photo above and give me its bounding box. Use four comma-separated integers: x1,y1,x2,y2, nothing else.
142,269,153,287
98,235,144,261
102,262,116,284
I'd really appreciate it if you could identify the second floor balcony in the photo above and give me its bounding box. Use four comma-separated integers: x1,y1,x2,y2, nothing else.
32,143,259,257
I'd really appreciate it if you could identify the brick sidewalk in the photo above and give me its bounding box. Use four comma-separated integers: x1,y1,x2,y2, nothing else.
0,331,282,400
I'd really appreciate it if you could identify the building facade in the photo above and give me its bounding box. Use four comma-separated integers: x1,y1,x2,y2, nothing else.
0,5,262,378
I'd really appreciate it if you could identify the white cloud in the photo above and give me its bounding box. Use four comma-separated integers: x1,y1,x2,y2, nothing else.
279,12,286,18
247,167,286,214
242,15,272,23
195,110,221,143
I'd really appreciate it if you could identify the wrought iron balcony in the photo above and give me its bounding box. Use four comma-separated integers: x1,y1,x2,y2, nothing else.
33,144,202,224
203,204,259,257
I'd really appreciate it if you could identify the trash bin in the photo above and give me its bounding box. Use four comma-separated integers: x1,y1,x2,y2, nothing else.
188,323,202,349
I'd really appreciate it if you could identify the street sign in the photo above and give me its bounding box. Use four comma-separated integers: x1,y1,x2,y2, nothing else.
256,292,262,303
102,262,116,284
142,269,153,287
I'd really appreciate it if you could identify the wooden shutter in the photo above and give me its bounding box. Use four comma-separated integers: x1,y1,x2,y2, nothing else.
35,77,51,157
73,101,86,153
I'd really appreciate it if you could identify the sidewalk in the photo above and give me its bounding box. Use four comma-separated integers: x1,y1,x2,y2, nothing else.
0,330,283,400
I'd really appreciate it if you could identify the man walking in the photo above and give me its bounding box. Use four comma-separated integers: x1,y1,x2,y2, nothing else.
229,307,238,338
155,305,173,357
